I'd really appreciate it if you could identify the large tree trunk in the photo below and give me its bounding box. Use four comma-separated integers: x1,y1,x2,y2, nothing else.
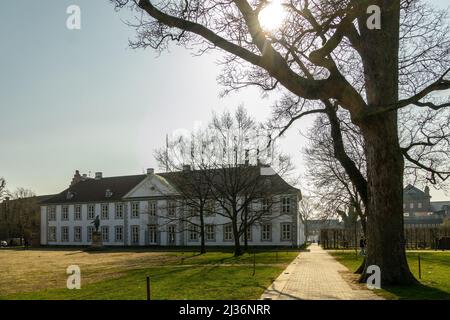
360,117,417,284
232,218,243,256
355,0,417,285
355,259,366,274
355,207,367,274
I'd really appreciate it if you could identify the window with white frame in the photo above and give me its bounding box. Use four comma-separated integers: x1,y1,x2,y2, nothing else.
189,225,198,241
167,225,176,244
115,203,124,219
189,205,197,217
418,202,422,209
148,225,157,244
87,226,94,242
74,205,82,220
167,201,176,216
261,223,272,241
62,206,69,220
74,226,82,242
48,226,56,242
282,197,291,214
148,201,157,216
224,224,233,241
205,224,215,241
87,204,95,220
410,202,414,209
105,189,113,198
281,223,292,241
131,225,139,244
262,198,271,214
61,226,69,242
115,226,123,242
101,226,109,242
101,204,109,220
48,206,56,221
131,202,140,218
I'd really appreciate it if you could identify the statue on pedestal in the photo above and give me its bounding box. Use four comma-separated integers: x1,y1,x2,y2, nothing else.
91,215,100,232
90,215,103,249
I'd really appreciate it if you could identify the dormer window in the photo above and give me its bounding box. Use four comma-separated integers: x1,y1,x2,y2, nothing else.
105,189,113,198
66,191,74,200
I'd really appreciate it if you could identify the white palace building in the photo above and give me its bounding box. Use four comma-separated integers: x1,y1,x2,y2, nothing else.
40,166,305,247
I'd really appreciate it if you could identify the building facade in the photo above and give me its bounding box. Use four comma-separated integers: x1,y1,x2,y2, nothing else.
403,184,432,217
403,184,450,228
40,167,305,247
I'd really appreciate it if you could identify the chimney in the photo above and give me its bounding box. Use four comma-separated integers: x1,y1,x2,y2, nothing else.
182,165,191,172
70,170,82,187
147,168,154,175
95,172,103,180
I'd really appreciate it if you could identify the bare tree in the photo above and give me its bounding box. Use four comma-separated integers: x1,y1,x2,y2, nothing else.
156,107,297,255
303,115,367,233
304,107,450,273
0,178,9,239
155,168,213,254
298,196,317,242
400,107,450,188
0,178,7,201
304,107,450,235
5,188,38,246
112,0,450,284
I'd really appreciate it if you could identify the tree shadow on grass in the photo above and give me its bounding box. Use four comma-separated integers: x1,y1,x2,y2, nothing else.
258,284,303,300
381,283,450,300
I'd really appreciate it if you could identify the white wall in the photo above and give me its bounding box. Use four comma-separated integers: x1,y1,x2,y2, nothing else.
41,197,304,247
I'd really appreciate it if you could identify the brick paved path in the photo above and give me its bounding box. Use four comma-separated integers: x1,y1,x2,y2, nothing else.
261,244,383,300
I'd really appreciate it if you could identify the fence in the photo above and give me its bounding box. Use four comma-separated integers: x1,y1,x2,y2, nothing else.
404,227,450,249
320,228,363,249
320,226,450,249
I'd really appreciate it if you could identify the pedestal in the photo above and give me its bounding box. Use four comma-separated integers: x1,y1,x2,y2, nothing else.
91,231,103,249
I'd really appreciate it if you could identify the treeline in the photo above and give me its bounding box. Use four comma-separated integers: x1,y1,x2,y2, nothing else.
0,178,40,244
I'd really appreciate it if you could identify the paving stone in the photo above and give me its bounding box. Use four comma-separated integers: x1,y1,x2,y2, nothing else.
261,244,383,300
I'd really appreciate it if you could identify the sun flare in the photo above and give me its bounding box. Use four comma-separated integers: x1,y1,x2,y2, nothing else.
258,0,287,32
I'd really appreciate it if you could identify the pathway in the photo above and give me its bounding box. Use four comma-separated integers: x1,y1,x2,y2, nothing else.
260,244,383,300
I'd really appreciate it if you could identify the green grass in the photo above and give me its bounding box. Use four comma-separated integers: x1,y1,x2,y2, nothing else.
166,250,298,265
0,250,298,300
329,250,450,300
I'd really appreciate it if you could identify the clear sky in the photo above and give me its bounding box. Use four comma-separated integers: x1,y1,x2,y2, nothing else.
0,0,449,201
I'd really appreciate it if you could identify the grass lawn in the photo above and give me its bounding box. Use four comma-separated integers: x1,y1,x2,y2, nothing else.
329,250,450,300
0,248,298,300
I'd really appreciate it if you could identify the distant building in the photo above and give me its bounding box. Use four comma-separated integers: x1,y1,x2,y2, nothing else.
403,184,432,217
403,184,450,228
431,201,450,216
305,219,342,242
